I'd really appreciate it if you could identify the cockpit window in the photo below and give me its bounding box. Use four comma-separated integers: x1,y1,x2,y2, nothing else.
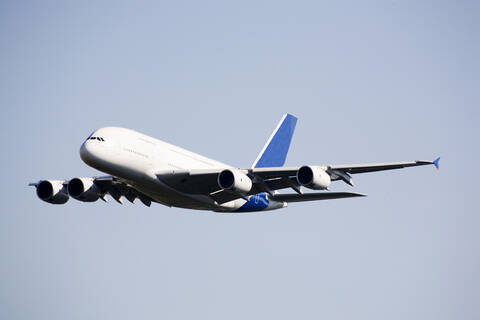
88,136,105,142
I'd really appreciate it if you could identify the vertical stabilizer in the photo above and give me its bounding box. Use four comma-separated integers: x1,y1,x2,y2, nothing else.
251,113,298,168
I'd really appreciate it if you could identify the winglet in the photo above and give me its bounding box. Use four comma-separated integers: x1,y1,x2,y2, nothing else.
433,157,440,170
252,113,298,168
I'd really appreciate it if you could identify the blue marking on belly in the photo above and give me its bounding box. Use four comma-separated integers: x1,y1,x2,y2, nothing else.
235,193,269,212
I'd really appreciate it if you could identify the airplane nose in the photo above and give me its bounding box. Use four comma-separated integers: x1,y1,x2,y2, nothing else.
80,140,94,164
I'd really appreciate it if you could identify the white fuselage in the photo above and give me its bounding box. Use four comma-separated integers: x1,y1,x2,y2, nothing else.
80,127,284,212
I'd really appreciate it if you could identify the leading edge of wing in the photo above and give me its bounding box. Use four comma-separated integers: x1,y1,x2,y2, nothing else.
328,160,436,174
271,192,366,203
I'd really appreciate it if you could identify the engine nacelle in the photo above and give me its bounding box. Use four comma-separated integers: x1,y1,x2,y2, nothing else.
67,177,101,202
218,169,252,194
36,180,69,204
297,166,331,190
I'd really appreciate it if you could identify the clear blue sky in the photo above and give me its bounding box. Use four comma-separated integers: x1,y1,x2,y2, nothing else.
0,1,478,319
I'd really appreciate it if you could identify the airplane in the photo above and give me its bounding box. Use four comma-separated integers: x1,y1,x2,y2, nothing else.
29,114,440,213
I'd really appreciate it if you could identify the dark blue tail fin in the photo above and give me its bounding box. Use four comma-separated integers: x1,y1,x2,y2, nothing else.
251,114,298,168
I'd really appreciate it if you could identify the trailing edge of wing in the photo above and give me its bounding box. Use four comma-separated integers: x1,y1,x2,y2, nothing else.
270,192,366,203
89,177,153,206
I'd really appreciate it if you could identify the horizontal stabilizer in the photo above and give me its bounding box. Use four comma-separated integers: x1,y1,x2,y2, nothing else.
271,192,365,203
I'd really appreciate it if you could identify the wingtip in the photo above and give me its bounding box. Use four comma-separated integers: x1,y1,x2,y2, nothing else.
433,157,440,170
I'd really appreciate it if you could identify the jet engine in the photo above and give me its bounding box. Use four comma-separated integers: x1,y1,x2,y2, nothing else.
296,166,331,190
67,177,102,202
36,180,69,204
218,169,252,194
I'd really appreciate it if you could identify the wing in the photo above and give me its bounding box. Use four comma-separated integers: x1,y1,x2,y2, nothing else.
30,176,154,206
157,168,300,204
329,160,436,174
249,159,438,188
156,158,438,204
326,158,440,186
93,176,154,206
